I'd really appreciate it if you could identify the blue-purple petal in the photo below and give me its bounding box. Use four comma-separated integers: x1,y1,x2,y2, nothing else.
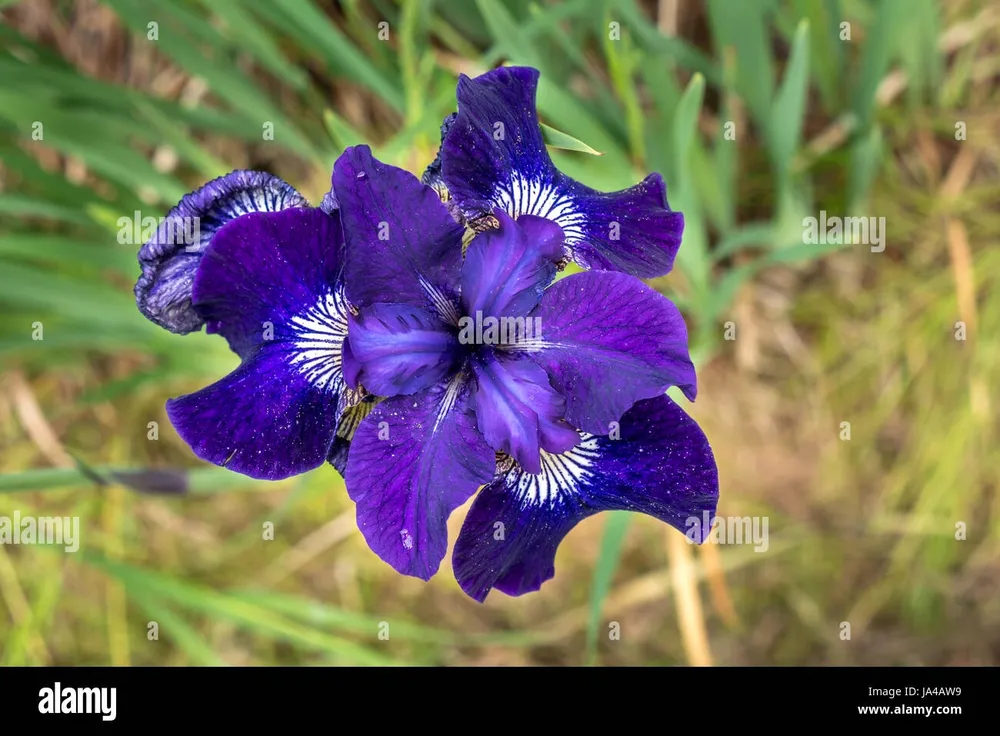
165,206,359,480
340,332,362,391
346,303,460,397
135,170,307,334
460,210,565,321
521,270,696,434
166,346,343,481
332,145,465,318
565,173,683,276
344,377,496,580
470,351,577,473
453,394,719,601
440,66,683,278
192,208,344,359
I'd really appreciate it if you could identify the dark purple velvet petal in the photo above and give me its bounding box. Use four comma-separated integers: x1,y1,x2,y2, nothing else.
346,304,460,397
521,270,696,434
460,210,565,321
470,351,577,473
344,377,496,580
164,206,360,480
440,67,549,220
135,170,307,334
440,66,683,278
191,207,344,360
340,333,362,391
332,145,465,318
166,344,343,481
563,174,683,277
453,394,719,601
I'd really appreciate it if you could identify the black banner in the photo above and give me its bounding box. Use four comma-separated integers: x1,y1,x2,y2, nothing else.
0,666,987,726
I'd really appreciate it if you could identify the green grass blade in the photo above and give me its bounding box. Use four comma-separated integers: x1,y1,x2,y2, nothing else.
323,108,369,151
706,0,775,123
617,0,720,85
850,0,905,131
477,0,541,67
101,0,319,160
540,123,603,156
0,196,95,226
713,222,777,261
196,0,308,90
769,20,811,175
130,597,229,666
670,73,710,298
84,555,409,665
252,0,404,113
847,125,883,214
231,590,544,646
585,511,631,665
0,465,276,495
602,8,645,164
896,0,941,107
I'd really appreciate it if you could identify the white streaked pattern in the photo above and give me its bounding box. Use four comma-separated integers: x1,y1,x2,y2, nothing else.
419,277,461,326
194,184,303,249
223,189,281,218
286,288,356,398
509,434,602,506
216,179,303,221
497,337,562,353
433,373,466,433
493,172,587,242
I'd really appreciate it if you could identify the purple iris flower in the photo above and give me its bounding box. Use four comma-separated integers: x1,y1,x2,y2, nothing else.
431,66,685,278
133,64,719,603
134,171,365,480
334,145,717,601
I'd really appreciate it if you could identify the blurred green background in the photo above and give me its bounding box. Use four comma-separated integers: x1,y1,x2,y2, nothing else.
0,0,997,666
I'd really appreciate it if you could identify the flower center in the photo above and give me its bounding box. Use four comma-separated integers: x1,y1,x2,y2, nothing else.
456,310,542,347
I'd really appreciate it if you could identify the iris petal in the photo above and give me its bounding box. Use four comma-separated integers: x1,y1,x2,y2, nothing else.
135,170,307,334
440,66,683,278
332,145,465,320
193,208,344,360
452,395,719,601
167,345,345,481
470,351,577,473
166,207,358,480
346,303,460,397
460,210,565,321
344,376,496,580
518,270,696,434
